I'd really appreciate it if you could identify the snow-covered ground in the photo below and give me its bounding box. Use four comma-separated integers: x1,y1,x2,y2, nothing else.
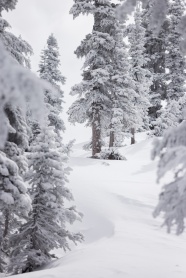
15,134,186,278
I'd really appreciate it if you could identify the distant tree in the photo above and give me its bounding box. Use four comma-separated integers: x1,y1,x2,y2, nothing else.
38,34,66,135
152,0,185,136
153,100,181,136
108,6,137,148
141,0,168,126
9,126,83,274
128,4,151,144
166,0,185,101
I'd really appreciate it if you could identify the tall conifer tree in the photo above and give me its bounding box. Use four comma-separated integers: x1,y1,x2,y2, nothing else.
9,126,82,274
38,34,66,135
128,4,151,144
142,0,168,125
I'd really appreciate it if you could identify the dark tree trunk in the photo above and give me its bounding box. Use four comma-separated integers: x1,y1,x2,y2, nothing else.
109,130,114,148
92,104,101,157
131,128,135,145
3,209,9,239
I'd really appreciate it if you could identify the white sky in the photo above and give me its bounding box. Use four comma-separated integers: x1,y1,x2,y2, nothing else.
3,0,93,143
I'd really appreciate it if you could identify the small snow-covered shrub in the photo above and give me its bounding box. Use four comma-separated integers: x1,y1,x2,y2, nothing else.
99,148,126,161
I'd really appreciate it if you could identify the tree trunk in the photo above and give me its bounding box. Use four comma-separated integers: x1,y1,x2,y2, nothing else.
109,130,114,148
3,209,9,239
131,128,135,145
92,105,101,157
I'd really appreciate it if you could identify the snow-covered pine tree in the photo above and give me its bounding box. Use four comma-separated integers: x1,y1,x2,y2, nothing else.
0,1,55,270
108,9,136,148
119,0,186,54
68,0,117,157
69,1,136,155
152,100,181,137
0,40,49,272
0,3,36,265
128,4,151,144
0,11,33,67
0,151,32,272
9,126,82,274
0,0,18,14
152,117,186,234
38,34,66,135
166,0,185,101
153,0,186,136
142,0,168,126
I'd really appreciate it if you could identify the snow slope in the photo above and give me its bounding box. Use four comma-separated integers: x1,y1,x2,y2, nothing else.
15,136,186,278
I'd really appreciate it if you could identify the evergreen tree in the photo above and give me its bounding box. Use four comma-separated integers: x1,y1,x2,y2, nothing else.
38,34,66,135
142,0,168,125
0,151,31,271
0,2,53,270
9,126,82,274
153,100,181,136
69,1,137,155
0,0,18,14
128,4,151,144
166,0,185,101
153,0,185,136
108,16,136,148
68,0,115,157
152,118,186,234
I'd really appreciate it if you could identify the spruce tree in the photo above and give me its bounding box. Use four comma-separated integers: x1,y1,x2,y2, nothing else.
69,1,137,155
108,15,136,148
153,0,186,136
0,0,18,13
153,100,181,136
9,126,82,274
0,2,53,271
152,118,186,234
0,40,48,273
128,4,151,144
166,0,185,101
142,0,168,125
38,34,66,135
68,0,116,157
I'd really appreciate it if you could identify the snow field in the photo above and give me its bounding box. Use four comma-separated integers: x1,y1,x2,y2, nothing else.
15,136,186,278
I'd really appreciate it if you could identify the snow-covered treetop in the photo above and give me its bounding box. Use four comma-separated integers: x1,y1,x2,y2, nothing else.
119,0,186,51
39,33,65,85
0,0,18,14
70,0,112,19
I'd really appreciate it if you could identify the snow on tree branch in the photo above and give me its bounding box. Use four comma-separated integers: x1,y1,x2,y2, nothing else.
0,42,53,148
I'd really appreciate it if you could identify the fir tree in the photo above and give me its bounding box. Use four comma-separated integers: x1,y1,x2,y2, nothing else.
69,1,137,155
152,118,186,234
38,34,66,134
108,15,136,148
153,0,186,136
142,0,168,125
9,126,83,274
68,0,115,157
128,4,151,144
166,0,185,101
0,2,53,270
153,100,181,137
0,0,18,14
